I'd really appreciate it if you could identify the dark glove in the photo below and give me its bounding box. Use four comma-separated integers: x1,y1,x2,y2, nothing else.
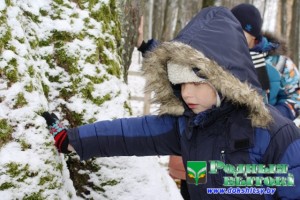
42,112,70,153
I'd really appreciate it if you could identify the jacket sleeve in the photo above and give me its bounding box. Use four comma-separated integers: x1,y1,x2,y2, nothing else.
262,119,300,199
67,115,181,160
137,39,160,57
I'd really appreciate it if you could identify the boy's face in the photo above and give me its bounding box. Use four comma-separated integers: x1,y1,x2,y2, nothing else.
243,31,256,49
181,82,217,114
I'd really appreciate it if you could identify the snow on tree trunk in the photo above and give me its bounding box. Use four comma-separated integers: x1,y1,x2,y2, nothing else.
0,0,132,199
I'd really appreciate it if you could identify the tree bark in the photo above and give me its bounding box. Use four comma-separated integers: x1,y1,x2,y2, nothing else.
152,0,166,40
290,0,300,66
161,0,178,41
118,0,144,83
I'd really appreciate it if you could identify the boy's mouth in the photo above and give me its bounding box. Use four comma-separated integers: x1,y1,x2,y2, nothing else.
187,104,197,109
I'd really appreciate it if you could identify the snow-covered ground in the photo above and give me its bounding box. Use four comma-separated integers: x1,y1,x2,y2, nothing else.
127,48,183,200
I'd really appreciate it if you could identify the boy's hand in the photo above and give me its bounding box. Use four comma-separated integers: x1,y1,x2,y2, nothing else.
137,15,144,48
42,112,70,153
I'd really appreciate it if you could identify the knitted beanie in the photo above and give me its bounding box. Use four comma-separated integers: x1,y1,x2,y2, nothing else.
167,62,221,107
231,4,263,40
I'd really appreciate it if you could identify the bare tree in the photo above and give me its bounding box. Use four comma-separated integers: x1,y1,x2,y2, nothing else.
161,0,178,41
152,0,167,40
290,0,300,66
118,0,145,83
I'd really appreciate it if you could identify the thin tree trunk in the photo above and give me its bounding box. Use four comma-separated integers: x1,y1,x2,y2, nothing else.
152,0,166,40
161,0,178,41
118,0,144,83
290,0,300,66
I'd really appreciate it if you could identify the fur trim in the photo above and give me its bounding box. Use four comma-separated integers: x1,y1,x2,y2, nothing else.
167,62,205,84
142,41,273,127
263,31,288,56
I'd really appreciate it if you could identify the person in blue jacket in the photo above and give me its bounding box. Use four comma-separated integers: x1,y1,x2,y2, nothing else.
231,3,300,121
42,6,300,200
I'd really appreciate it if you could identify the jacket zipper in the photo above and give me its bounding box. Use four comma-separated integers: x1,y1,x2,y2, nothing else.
220,149,226,162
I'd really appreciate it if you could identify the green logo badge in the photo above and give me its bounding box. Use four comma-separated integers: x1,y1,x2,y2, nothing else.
187,161,207,185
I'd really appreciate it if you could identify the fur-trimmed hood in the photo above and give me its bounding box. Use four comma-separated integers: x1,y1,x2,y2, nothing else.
142,7,272,127
263,31,288,56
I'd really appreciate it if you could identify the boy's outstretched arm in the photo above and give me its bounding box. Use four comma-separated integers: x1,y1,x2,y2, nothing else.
42,112,181,160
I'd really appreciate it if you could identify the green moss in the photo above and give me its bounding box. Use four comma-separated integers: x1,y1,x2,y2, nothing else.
96,37,121,78
71,112,84,126
7,45,16,52
53,0,64,5
8,58,17,67
48,75,61,83
80,82,94,100
41,82,49,98
29,39,39,49
23,192,44,200
68,192,73,199
6,162,22,177
0,14,12,53
17,164,38,182
59,88,73,100
70,13,79,18
39,39,51,47
85,53,98,64
52,30,74,42
72,0,88,9
83,17,90,24
91,179,119,193
39,9,48,17
56,163,63,172
95,67,101,74
123,101,132,116
0,119,13,147
25,82,34,92
28,65,35,77
5,67,18,83
14,93,28,108
88,0,98,11
93,93,111,106
23,10,40,23
101,179,119,187
0,182,14,190
54,47,79,74
39,174,54,185
60,76,83,99
20,139,31,151
85,74,108,84
91,3,111,23
17,37,25,44
5,0,12,6
87,117,96,124
5,162,38,183
105,60,121,78
41,55,55,68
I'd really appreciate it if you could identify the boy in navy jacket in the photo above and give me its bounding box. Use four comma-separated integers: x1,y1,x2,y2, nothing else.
43,6,300,200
